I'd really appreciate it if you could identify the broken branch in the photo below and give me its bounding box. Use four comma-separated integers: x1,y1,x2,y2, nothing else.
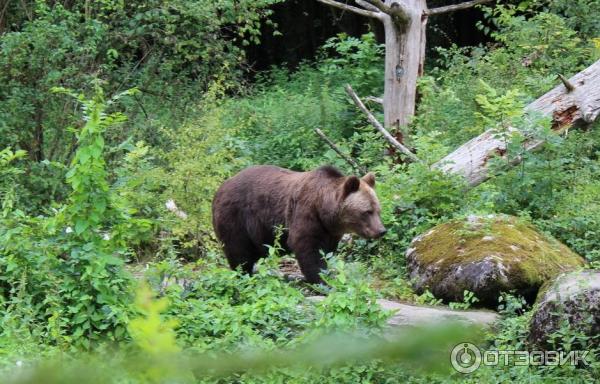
427,0,493,16
355,0,380,13
365,0,410,26
558,74,575,92
315,128,367,174
365,96,383,104
345,84,421,163
315,0,382,19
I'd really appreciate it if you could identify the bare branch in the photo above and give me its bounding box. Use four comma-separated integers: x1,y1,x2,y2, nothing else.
427,0,493,16
315,128,367,173
345,84,421,163
365,96,383,104
557,74,575,92
355,0,380,13
316,0,382,19
365,0,410,26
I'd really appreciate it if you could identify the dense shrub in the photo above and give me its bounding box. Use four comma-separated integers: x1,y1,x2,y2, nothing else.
0,87,149,349
225,32,384,170
0,0,282,213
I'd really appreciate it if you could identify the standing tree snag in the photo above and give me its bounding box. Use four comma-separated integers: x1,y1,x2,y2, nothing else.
316,0,493,140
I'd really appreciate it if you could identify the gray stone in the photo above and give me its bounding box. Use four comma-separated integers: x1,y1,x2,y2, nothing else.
529,270,600,349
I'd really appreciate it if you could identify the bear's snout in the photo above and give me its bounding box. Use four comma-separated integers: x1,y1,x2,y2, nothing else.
362,223,387,239
375,228,387,238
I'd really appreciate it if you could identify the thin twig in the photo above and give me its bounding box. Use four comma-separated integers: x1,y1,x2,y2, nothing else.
427,0,493,16
315,128,367,174
133,93,149,119
0,0,12,31
315,0,382,19
344,84,420,163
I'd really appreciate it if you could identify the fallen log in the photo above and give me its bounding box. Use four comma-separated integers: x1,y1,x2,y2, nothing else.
434,59,600,187
309,296,499,329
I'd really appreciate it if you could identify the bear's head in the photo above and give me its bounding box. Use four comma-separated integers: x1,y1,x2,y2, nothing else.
339,173,387,239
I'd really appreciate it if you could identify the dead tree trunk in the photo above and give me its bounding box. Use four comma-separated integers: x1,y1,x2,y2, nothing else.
381,0,427,136
434,59,600,187
316,0,492,140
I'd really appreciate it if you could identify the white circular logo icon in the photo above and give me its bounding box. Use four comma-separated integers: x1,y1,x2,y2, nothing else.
451,342,482,374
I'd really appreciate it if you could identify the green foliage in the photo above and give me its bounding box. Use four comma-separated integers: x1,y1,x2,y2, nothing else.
110,79,246,257
416,290,443,306
316,257,390,331
417,5,595,150
319,32,385,96
523,0,600,38
157,84,246,254
448,290,480,310
2,2,600,383
128,283,183,382
0,148,27,216
3,322,482,384
227,32,384,170
0,87,145,349
0,0,283,213
375,161,467,254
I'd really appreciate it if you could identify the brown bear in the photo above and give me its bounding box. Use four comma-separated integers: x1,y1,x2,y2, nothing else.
211,165,386,284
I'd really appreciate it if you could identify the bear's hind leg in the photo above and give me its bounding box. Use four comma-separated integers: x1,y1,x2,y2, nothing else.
223,238,260,275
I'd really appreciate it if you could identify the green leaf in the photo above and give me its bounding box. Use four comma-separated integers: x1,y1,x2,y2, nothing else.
75,219,89,234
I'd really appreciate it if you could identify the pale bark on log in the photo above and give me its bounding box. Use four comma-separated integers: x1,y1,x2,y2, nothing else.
365,96,384,104
434,60,600,187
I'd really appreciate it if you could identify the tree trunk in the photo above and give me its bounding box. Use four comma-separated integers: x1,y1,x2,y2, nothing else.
314,0,493,144
382,0,427,138
434,59,600,187
33,103,44,162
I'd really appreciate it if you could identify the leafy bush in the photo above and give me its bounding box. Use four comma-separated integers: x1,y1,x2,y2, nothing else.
0,0,283,213
416,5,596,149
0,86,151,349
225,32,384,170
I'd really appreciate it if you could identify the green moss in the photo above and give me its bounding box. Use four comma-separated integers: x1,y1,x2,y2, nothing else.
412,215,586,288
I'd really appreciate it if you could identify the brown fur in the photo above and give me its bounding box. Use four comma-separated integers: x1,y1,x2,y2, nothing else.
212,165,386,283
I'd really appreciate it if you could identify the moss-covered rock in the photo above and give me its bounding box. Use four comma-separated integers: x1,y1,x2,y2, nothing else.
529,270,600,350
406,215,586,308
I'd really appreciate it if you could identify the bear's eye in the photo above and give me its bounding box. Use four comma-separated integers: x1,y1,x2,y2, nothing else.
363,209,374,216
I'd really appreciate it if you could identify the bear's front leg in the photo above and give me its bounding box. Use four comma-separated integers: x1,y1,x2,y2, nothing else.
287,233,327,284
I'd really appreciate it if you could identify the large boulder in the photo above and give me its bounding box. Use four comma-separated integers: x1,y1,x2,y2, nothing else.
529,270,600,349
406,215,586,307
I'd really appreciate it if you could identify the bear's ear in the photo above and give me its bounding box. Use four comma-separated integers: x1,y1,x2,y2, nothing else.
342,176,360,198
362,172,375,188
